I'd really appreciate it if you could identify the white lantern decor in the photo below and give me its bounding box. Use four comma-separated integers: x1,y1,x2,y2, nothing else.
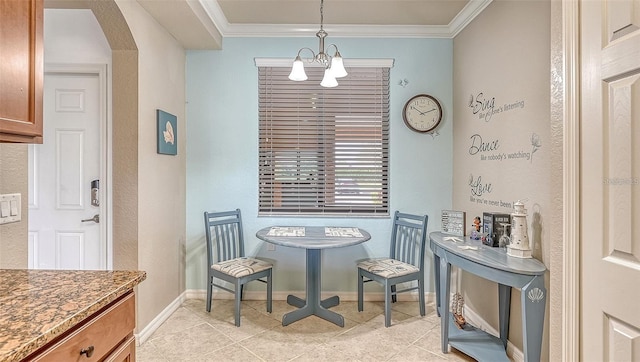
507,200,533,258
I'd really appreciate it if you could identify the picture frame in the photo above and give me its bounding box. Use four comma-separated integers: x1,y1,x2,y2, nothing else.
441,209,466,236
157,109,177,155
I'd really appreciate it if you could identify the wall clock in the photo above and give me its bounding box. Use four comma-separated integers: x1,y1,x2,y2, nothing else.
402,94,443,133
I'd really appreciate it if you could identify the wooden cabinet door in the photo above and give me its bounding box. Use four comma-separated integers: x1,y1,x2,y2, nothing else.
104,335,136,362
0,0,43,143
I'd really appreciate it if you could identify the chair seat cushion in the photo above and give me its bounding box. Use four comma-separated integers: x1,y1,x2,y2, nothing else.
212,257,272,278
358,258,419,278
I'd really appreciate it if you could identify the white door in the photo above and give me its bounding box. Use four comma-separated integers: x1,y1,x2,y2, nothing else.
581,0,640,359
28,69,107,270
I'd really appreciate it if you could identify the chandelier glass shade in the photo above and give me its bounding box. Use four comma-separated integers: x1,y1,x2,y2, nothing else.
288,0,347,88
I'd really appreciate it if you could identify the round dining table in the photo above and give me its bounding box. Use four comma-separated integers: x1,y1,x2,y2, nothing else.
256,226,371,327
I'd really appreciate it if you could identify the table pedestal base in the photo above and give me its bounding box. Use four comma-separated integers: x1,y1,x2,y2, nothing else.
282,249,344,327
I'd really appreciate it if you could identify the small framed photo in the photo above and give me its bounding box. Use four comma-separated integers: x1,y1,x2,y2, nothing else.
441,210,466,236
157,109,177,155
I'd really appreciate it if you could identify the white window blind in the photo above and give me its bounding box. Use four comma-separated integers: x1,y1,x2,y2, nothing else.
258,64,390,216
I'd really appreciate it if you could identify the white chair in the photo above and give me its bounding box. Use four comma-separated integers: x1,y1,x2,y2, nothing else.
204,209,272,326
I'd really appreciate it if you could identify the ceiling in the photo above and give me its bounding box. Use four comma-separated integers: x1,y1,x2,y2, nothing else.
136,0,492,50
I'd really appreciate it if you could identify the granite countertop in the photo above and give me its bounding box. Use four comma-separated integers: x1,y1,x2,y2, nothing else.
0,269,146,362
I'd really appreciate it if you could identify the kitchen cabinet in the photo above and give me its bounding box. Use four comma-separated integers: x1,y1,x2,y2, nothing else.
0,0,43,143
0,269,146,362
30,292,136,362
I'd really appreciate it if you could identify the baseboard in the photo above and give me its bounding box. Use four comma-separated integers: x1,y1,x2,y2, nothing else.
135,291,187,345
185,288,436,303
463,305,524,362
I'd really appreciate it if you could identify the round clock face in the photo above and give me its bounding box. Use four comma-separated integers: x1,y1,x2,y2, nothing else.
402,94,443,133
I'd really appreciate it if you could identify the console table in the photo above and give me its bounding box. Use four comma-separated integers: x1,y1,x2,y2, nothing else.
429,231,546,362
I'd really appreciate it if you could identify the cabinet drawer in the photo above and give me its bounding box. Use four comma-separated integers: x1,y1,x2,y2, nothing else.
32,293,135,362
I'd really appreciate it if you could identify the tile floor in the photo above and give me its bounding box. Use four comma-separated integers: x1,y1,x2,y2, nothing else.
136,298,479,361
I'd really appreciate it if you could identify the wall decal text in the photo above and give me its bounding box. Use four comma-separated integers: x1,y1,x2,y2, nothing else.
468,92,525,122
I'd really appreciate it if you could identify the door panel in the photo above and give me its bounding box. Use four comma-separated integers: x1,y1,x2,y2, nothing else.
29,72,104,270
581,0,640,360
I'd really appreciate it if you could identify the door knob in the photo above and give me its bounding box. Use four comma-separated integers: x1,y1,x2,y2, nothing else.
81,214,100,223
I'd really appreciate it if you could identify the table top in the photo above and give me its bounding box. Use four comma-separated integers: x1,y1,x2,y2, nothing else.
0,269,146,362
429,231,546,276
256,226,371,249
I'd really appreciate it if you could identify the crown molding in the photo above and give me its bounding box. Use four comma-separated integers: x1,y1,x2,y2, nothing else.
254,58,395,68
201,0,492,39
448,0,493,37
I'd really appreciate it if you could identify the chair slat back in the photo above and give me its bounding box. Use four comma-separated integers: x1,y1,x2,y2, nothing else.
389,211,429,270
204,209,245,267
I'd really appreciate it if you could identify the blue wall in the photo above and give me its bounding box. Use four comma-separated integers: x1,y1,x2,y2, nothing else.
185,37,453,295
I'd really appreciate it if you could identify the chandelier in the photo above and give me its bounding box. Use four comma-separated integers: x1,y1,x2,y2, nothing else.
288,0,348,88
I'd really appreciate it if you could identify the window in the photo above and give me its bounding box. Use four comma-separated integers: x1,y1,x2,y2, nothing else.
257,60,391,216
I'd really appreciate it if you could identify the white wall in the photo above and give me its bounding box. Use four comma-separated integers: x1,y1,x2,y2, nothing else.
44,9,111,64
115,0,187,331
453,0,551,357
185,37,453,297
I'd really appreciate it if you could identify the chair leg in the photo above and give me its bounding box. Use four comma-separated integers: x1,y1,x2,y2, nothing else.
357,269,364,312
391,284,397,303
234,280,242,327
384,280,392,327
206,275,213,313
240,284,245,301
266,271,273,313
418,277,426,316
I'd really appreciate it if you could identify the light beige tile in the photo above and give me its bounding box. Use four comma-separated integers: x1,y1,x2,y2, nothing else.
331,300,384,324
281,313,360,340
211,307,281,341
150,323,234,361
373,315,436,344
149,307,208,340
359,309,416,330
390,299,433,317
200,344,263,362
245,299,296,323
292,343,363,362
239,325,326,361
315,321,407,361
136,340,168,362
388,344,448,361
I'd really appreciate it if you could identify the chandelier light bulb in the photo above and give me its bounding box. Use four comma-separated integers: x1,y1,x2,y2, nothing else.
288,56,308,81
330,51,347,78
320,68,338,88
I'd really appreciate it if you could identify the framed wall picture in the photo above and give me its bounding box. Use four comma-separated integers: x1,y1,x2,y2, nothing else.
157,109,177,155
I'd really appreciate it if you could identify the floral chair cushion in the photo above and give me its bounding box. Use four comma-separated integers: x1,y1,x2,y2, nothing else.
357,258,419,278
212,257,272,278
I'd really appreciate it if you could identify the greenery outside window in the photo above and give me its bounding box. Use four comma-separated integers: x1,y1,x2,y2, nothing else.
256,59,392,216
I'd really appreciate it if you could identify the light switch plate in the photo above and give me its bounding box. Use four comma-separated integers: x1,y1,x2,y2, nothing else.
0,193,21,225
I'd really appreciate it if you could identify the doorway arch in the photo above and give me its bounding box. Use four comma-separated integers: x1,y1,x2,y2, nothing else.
46,0,138,270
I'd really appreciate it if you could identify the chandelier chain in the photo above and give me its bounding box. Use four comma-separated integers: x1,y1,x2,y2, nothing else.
320,0,324,31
